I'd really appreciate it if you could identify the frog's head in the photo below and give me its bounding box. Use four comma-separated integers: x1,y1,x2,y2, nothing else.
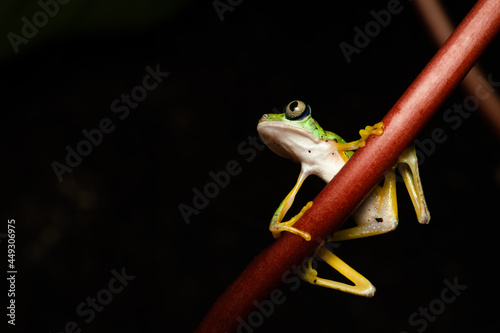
257,100,327,163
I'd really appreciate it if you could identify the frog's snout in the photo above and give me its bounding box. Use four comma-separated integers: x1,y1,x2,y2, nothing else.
258,114,270,124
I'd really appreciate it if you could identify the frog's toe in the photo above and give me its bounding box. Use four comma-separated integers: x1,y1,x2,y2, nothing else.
298,258,318,284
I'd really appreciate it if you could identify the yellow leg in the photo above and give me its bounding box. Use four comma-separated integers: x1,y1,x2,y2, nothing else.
269,171,312,241
299,245,375,297
397,145,431,224
332,122,384,153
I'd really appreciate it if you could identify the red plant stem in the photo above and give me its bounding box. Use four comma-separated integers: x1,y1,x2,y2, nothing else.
196,1,500,332
414,0,500,137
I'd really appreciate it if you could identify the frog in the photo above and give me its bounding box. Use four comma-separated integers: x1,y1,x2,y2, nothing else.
257,100,430,297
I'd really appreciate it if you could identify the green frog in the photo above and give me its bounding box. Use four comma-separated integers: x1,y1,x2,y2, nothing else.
257,100,430,296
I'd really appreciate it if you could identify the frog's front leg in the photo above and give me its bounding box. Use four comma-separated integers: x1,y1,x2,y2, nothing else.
332,122,384,154
269,170,313,241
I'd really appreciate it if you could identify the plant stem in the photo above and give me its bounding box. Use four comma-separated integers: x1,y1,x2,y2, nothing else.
414,0,500,137
196,1,500,332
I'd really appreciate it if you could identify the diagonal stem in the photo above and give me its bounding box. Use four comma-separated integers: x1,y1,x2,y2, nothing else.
414,0,500,137
196,0,500,332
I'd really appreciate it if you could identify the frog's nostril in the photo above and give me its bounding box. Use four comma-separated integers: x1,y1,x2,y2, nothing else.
261,114,269,120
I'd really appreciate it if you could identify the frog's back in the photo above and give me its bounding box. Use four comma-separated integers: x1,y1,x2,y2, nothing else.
324,130,345,143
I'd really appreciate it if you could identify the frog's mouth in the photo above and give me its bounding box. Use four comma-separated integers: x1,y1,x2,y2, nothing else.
257,120,320,163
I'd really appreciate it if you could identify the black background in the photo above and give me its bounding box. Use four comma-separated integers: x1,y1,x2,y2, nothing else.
1,0,499,332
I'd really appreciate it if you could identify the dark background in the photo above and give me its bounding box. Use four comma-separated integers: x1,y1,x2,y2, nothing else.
1,0,499,332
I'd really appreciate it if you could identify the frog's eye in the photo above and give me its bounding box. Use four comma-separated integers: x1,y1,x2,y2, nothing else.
285,100,311,120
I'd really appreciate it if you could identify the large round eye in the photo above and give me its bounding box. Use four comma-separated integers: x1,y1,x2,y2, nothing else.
285,100,311,120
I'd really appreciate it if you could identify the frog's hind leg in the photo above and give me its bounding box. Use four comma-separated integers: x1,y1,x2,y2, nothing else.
397,144,430,224
269,169,313,241
329,145,430,242
329,167,399,242
299,245,375,297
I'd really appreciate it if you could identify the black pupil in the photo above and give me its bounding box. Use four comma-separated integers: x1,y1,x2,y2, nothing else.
289,101,298,112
